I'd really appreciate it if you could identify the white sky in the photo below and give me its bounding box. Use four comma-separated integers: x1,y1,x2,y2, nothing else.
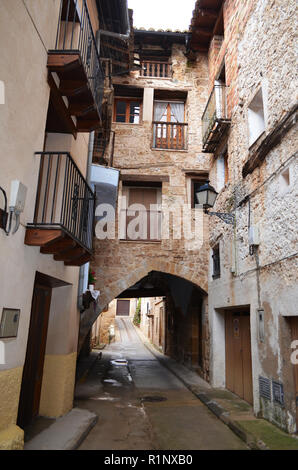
128,0,196,31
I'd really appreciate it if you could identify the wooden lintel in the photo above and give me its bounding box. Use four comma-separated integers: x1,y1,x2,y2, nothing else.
120,174,170,183
40,238,76,254
64,254,91,266
25,229,63,247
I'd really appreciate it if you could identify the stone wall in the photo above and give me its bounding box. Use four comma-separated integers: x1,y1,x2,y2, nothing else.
206,0,298,432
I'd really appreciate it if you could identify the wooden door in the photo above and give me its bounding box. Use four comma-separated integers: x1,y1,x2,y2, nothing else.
289,317,298,430
127,187,158,240
159,307,164,347
225,311,253,404
17,283,52,428
116,299,130,316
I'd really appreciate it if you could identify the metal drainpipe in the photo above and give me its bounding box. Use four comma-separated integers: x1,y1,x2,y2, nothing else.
98,2,131,42
77,131,95,310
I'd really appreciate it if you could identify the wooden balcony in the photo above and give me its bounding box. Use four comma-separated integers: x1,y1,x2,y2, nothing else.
46,0,104,135
202,84,231,153
140,61,172,78
152,121,188,150
25,152,95,266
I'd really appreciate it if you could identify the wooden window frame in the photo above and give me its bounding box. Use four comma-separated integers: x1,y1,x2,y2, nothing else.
113,97,142,124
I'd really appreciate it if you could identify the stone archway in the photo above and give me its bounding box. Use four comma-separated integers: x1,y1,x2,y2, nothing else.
95,258,208,312
88,259,209,381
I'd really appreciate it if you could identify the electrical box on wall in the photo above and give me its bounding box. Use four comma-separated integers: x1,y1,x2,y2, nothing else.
0,308,20,338
9,180,27,212
249,225,260,246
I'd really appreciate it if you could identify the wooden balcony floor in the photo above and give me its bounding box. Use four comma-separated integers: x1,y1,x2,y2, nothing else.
25,228,92,266
47,51,101,134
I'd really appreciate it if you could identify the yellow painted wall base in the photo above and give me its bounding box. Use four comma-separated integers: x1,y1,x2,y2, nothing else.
39,352,77,418
0,367,23,433
0,425,24,450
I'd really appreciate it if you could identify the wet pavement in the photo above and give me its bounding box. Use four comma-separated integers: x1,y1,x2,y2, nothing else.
74,317,248,450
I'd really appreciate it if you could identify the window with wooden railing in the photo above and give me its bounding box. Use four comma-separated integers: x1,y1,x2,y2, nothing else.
152,101,188,150
140,61,172,78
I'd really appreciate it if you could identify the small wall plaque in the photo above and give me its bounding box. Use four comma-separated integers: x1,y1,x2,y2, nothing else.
0,308,20,338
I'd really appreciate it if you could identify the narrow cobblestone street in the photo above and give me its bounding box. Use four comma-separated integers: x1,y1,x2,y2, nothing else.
74,317,247,450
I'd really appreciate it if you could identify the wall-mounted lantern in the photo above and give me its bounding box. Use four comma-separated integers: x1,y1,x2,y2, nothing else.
0,187,8,232
0,181,27,235
195,180,235,225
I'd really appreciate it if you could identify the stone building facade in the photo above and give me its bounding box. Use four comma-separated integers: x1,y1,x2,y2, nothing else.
91,0,297,433
188,0,298,432
92,29,212,380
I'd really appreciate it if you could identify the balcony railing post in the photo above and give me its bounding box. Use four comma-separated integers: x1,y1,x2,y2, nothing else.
140,61,172,78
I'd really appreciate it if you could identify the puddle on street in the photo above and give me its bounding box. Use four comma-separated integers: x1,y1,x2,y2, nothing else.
89,396,120,401
103,379,123,387
111,359,128,366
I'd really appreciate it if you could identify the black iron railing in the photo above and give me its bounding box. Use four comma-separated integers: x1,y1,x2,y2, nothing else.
202,85,229,150
28,152,95,252
54,0,104,115
152,122,188,150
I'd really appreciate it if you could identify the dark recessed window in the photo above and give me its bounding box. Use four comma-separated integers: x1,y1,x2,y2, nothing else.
191,179,206,208
212,244,220,279
114,99,141,124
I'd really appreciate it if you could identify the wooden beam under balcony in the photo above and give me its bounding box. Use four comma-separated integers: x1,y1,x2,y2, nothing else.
54,246,86,262
46,51,101,133
59,80,88,97
64,254,92,266
25,228,92,266
47,52,81,72
25,229,64,247
40,238,76,254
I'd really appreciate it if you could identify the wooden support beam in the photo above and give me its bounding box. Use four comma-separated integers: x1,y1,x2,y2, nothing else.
192,27,213,36
54,246,86,262
76,119,101,132
59,80,88,97
25,229,63,247
47,73,77,137
212,3,224,36
64,253,91,266
68,103,95,116
40,238,76,254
